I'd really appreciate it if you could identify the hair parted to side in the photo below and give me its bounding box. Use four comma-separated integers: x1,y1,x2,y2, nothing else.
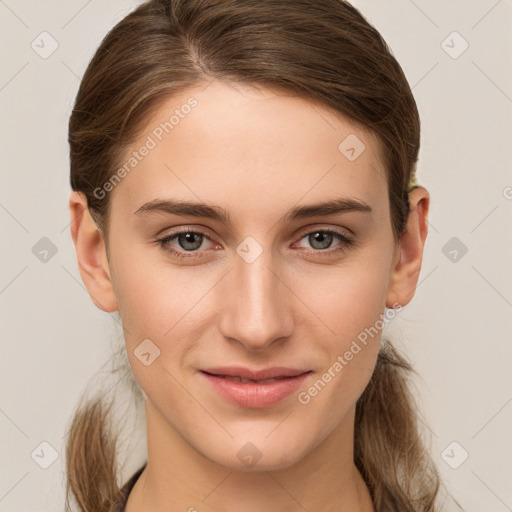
66,1,462,510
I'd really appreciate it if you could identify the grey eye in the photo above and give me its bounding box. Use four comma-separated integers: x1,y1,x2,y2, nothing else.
176,232,204,251
306,231,335,250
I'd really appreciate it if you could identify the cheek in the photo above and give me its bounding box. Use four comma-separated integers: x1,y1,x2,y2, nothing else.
110,250,220,381
112,261,204,404
294,257,391,342
293,257,390,405
114,270,169,337
110,244,196,337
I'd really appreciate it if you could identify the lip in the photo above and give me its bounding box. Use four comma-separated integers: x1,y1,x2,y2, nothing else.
199,366,312,408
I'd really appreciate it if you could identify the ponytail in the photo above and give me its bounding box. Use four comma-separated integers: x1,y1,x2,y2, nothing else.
64,345,143,512
354,337,460,510
64,395,121,511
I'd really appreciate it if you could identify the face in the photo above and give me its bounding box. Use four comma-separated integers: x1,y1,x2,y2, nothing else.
102,80,402,470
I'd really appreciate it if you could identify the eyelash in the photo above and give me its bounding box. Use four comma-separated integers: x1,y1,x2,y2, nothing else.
155,227,355,261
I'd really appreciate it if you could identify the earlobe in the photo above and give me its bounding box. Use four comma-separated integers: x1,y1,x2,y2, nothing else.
385,187,430,309
69,191,118,312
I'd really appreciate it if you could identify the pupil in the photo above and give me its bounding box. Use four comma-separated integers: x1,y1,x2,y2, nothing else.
310,232,332,250
179,233,202,251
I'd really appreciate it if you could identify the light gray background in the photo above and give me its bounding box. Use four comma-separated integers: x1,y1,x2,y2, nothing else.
1,1,511,510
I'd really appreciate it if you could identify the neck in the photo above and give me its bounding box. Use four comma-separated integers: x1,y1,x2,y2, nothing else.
126,400,374,512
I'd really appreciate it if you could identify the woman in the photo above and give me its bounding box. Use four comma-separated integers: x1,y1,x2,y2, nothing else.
65,0,462,510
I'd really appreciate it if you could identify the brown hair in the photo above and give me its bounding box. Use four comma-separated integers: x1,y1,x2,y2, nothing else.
66,0,460,510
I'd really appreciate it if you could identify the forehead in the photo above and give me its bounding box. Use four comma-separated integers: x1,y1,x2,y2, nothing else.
110,80,388,220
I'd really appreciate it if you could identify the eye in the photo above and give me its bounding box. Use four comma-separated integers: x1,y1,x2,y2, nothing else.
156,229,219,260
155,227,356,261
293,229,355,257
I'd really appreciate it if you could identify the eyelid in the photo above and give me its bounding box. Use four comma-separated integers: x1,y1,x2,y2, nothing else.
294,223,355,239
156,224,356,260
158,223,354,241
291,228,354,253
159,227,218,249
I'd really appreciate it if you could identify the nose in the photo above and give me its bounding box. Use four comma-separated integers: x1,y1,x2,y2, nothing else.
218,249,294,352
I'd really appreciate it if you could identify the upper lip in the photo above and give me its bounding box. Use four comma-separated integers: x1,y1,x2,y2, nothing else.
201,366,311,381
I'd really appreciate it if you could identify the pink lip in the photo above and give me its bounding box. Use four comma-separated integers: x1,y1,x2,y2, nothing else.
199,366,312,408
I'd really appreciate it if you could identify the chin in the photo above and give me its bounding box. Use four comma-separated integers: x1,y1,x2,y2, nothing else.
202,436,309,472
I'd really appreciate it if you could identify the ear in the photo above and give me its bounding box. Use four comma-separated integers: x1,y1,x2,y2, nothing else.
69,191,118,312
386,186,430,308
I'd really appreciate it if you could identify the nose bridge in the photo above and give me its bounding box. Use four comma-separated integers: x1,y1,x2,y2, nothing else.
219,246,293,351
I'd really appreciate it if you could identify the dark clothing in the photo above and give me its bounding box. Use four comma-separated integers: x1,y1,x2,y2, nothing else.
110,464,146,512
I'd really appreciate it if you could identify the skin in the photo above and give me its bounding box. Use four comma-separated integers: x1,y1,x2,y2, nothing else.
69,80,429,512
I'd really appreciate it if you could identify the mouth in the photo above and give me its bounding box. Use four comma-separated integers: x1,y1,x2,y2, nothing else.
206,375,291,384
199,367,313,408
201,366,311,381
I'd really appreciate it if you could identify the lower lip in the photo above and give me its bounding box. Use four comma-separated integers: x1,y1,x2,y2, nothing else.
200,371,311,408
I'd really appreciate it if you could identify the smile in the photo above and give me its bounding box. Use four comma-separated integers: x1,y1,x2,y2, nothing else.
199,367,312,408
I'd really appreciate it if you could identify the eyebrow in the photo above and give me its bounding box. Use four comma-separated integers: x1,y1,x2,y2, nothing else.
133,197,372,224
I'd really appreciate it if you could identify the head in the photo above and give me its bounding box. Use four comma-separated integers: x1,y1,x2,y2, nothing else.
66,0,442,510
